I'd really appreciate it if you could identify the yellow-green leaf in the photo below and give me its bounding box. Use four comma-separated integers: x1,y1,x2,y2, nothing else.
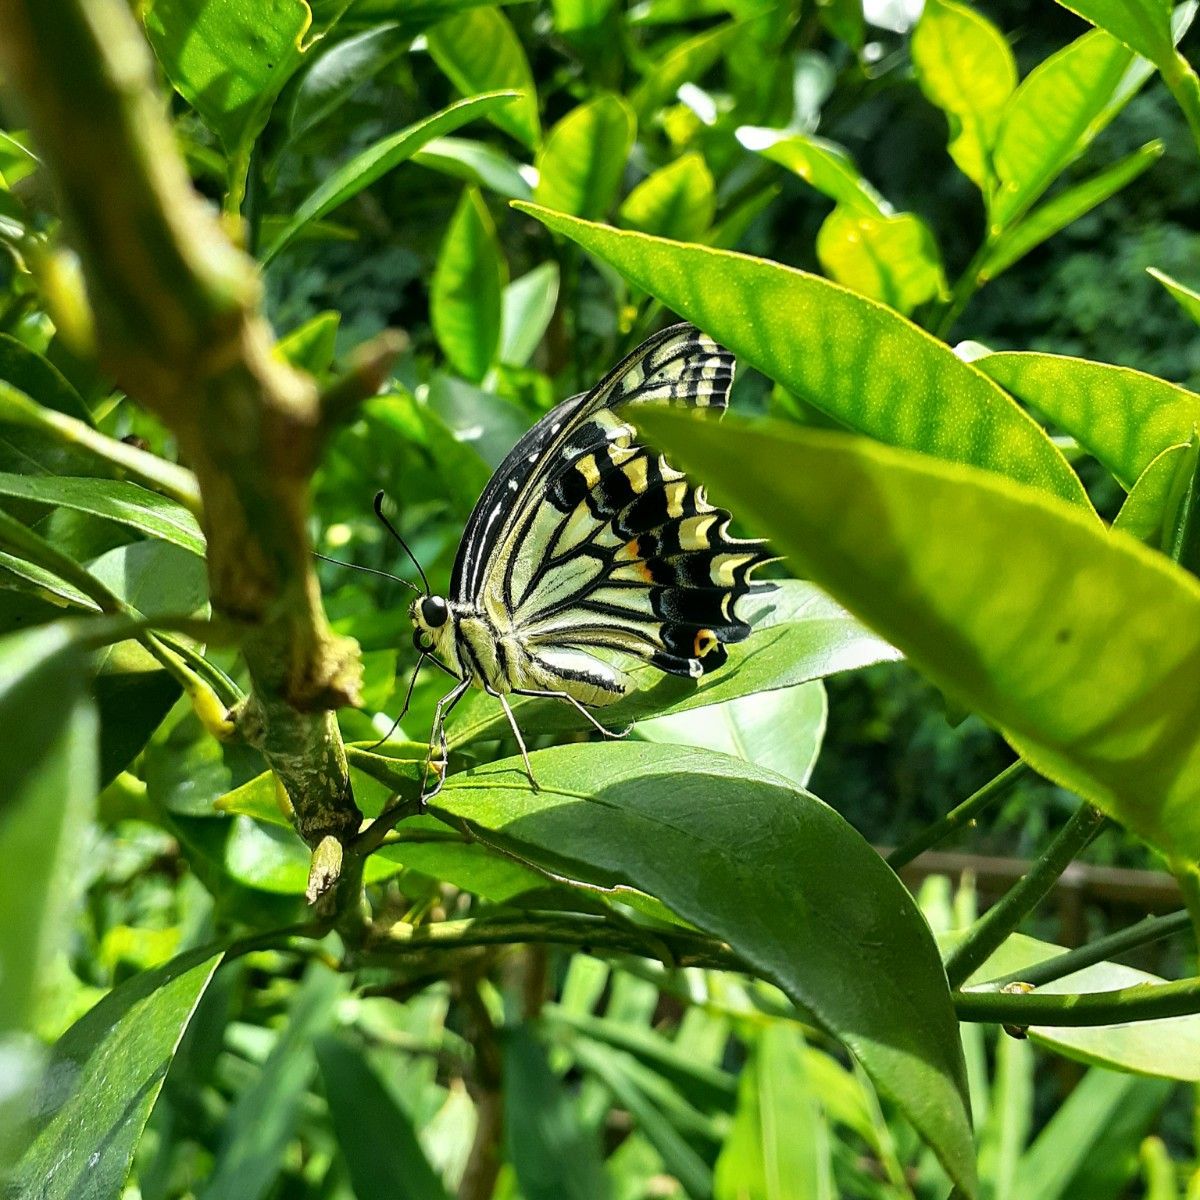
512,204,1091,506
533,95,635,220
619,152,715,242
432,187,507,381
1148,265,1200,326
426,7,540,148
634,408,1200,867
1113,443,1190,544
979,351,1200,489
816,207,948,316
912,0,1016,190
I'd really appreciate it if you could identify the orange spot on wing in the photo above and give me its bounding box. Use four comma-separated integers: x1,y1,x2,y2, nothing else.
693,628,718,657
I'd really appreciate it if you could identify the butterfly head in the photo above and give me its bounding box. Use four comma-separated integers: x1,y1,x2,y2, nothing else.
409,593,453,657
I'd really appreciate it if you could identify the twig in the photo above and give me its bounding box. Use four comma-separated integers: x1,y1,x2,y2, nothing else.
955,974,1200,1026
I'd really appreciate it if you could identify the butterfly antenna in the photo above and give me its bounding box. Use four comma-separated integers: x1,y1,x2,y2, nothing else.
313,551,419,592
365,655,425,752
373,490,431,594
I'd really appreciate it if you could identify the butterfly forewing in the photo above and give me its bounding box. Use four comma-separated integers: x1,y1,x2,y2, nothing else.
449,323,772,691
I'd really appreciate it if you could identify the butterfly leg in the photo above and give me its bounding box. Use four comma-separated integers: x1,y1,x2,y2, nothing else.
498,693,537,789
422,678,471,806
515,688,633,739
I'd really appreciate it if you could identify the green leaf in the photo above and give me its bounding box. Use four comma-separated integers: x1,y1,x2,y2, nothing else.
317,1034,451,1200
0,624,96,1039
990,28,1148,230
816,0,864,49
200,964,344,1200
276,310,340,375
0,333,91,423
736,127,888,217
0,473,206,556
512,205,1091,507
619,153,715,242
449,580,898,747
976,1031,1032,1200
287,23,406,143
504,1025,611,1200
432,188,507,382
10,945,223,1200
1148,265,1200,325
978,351,1200,489
426,7,540,149
570,1037,714,1197
414,136,534,201
263,91,519,263
552,0,617,34
637,680,827,789
630,21,741,118
979,140,1164,282
714,1024,835,1200
816,207,948,316
1010,1066,1171,1200
499,262,560,367
632,409,1200,866
912,0,1016,190
1112,443,1189,544
533,95,635,220
435,742,977,1196
144,0,311,155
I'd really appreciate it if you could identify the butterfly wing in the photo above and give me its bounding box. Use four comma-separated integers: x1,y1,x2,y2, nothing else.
452,323,772,693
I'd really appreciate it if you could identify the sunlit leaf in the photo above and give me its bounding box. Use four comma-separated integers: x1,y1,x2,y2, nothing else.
435,743,977,1195
276,310,340,375
533,95,635,220
634,409,1200,866
144,0,311,157
499,262,560,367
1112,443,1189,545
630,20,742,117
414,136,534,200
1148,264,1200,325
912,0,1016,190
816,207,948,315
979,351,1200,489
619,153,715,242
552,0,617,32
512,205,1091,506
736,126,888,217
426,6,540,148
432,187,507,382
10,946,223,1200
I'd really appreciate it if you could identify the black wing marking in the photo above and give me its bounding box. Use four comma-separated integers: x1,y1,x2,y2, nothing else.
449,323,732,604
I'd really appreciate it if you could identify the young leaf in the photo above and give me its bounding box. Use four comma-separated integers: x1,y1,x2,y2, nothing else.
990,27,1160,230
912,0,1016,191
276,310,341,375
317,1035,451,1200
435,743,978,1197
816,207,948,316
978,352,1200,489
552,0,617,34
533,95,635,220
1113,443,1189,544
414,136,534,201
979,140,1164,282
630,21,742,117
426,7,540,149
618,152,716,243
736,127,889,217
637,680,827,788
499,262,560,367
0,473,206,556
714,1024,835,1200
504,1025,611,1200
263,91,519,263
10,945,224,1200
143,0,311,156
1148,265,1200,325
432,187,507,382
511,205,1091,507
633,409,1200,866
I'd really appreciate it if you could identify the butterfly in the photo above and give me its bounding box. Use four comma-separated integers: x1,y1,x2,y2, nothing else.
392,322,774,801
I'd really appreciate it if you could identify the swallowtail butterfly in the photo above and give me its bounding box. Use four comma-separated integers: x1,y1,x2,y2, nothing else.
405,323,773,799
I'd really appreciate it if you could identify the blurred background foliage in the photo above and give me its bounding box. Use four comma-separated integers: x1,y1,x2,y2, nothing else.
2,0,1200,1196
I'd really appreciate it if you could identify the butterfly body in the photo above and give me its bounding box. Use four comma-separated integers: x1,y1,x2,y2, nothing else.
403,323,773,799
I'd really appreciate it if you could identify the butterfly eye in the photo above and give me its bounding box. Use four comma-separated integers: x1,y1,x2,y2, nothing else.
421,596,448,627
